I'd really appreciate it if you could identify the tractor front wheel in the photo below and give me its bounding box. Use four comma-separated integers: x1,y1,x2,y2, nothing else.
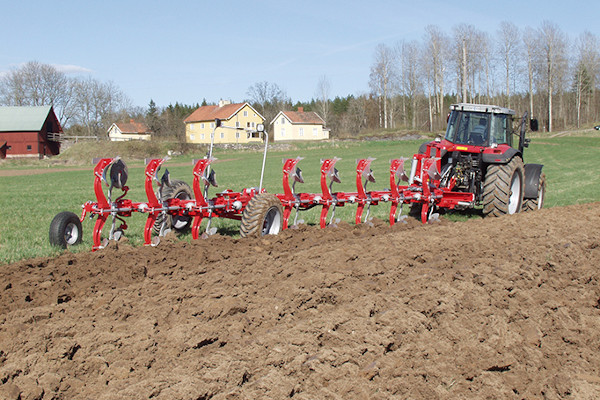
240,193,283,238
49,211,83,248
523,173,546,212
482,157,525,217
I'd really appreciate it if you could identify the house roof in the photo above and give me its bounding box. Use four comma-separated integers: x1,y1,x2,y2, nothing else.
271,110,325,125
0,106,55,132
184,102,264,123
114,121,150,134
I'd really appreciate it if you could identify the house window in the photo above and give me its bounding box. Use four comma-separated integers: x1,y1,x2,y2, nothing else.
190,123,194,131
220,132,224,139
190,134,195,141
251,122,255,128
313,128,318,136
201,123,205,129
27,145,32,151
281,128,285,137
210,122,215,128
281,117,285,124
236,121,240,128
236,132,240,139
243,110,248,117
299,127,304,137
201,133,205,140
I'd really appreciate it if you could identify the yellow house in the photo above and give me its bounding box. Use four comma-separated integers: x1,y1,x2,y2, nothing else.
271,108,330,142
184,100,265,144
107,120,151,141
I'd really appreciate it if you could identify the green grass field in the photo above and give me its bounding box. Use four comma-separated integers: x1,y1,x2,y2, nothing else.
1,136,598,264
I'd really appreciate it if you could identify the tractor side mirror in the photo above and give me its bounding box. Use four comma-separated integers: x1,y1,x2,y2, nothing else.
530,118,538,132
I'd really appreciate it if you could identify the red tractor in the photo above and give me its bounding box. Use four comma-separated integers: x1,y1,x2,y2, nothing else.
412,103,545,219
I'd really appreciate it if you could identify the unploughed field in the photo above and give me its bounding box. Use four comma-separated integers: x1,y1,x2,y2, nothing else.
0,135,599,399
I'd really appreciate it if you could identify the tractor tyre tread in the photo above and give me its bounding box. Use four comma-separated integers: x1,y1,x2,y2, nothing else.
482,157,525,217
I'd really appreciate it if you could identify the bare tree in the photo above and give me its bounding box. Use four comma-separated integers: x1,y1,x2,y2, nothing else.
573,31,600,127
72,77,130,138
497,22,521,108
400,41,422,128
522,27,538,119
246,81,289,126
536,21,568,132
423,25,449,129
315,75,331,125
452,24,481,102
0,61,75,126
369,44,398,129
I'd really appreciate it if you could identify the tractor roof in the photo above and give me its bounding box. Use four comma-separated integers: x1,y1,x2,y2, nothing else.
450,103,515,116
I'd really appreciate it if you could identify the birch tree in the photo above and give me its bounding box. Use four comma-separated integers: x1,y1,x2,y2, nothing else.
315,75,331,125
369,44,397,129
536,21,568,132
497,22,521,108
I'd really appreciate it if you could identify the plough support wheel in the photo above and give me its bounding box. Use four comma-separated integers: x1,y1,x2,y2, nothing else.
152,180,194,235
240,193,284,237
49,211,83,248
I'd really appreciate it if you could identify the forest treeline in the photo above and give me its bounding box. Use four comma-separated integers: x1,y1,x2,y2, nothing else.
1,20,598,139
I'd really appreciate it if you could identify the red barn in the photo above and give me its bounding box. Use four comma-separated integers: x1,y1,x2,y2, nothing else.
0,106,63,159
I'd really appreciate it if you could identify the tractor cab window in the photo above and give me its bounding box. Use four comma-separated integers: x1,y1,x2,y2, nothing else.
490,114,512,146
445,111,489,145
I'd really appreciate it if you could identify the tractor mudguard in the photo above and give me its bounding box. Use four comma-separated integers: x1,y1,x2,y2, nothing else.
523,164,544,199
482,147,520,164
418,141,448,158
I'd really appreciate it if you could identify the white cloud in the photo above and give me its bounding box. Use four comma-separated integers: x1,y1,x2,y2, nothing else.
51,64,93,74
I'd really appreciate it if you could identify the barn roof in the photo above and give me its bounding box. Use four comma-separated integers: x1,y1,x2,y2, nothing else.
0,106,57,132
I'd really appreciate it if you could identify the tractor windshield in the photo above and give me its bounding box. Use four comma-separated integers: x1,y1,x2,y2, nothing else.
445,111,513,147
445,111,490,145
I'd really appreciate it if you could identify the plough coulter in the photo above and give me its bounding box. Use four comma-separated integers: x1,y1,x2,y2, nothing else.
50,103,545,251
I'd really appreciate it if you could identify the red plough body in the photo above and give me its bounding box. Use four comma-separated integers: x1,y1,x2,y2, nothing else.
74,141,475,251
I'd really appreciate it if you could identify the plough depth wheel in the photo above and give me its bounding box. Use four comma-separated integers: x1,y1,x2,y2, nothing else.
153,180,194,235
49,211,83,248
240,193,283,237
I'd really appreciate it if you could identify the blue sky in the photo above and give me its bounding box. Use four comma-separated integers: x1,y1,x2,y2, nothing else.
1,0,598,109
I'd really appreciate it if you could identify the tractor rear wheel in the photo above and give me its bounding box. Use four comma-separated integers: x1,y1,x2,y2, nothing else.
49,211,83,248
482,157,525,217
240,193,283,238
523,173,546,212
153,180,193,235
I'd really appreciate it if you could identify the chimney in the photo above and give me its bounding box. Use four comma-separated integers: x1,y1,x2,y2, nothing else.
298,107,304,112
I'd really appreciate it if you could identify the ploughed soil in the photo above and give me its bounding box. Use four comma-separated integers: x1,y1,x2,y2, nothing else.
1,203,600,399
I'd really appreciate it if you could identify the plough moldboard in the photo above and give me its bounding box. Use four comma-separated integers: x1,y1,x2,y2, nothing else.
49,141,474,252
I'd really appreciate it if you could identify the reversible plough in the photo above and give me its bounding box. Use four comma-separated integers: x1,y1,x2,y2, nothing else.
50,103,544,251
49,128,469,251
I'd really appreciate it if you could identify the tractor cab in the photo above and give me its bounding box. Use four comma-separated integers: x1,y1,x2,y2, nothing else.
444,103,515,148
